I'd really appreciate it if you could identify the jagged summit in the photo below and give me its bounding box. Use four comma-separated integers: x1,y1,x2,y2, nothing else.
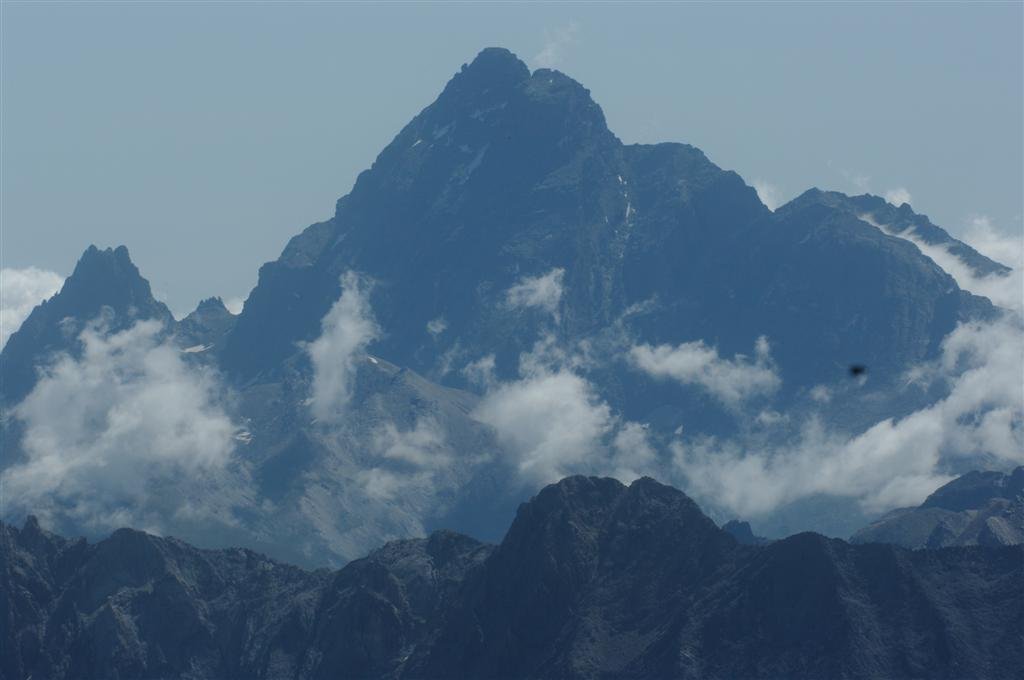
785,189,1009,276
0,244,173,403
177,296,237,352
193,296,231,314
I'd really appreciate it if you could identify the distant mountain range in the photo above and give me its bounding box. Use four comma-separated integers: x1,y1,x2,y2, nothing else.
1,48,1019,566
4,475,1021,680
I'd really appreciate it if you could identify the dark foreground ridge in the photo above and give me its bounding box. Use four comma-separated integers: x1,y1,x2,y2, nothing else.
4,476,1021,680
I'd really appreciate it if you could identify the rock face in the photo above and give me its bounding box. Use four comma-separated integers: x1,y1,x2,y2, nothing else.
4,476,1021,680
219,48,997,406
0,245,174,404
176,296,237,354
852,466,1024,548
0,47,1014,564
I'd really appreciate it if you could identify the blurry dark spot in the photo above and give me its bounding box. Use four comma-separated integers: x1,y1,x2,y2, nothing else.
849,364,867,377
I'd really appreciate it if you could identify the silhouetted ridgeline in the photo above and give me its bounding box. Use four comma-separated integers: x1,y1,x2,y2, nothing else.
3,476,1021,680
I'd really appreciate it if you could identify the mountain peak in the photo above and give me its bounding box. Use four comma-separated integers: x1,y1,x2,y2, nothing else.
65,244,151,299
194,296,229,314
458,47,530,87
1,244,173,403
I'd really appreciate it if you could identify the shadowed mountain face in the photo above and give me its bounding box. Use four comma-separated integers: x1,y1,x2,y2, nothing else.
0,245,175,404
221,48,995,404
4,476,1021,680
852,466,1024,548
0,47,1015,564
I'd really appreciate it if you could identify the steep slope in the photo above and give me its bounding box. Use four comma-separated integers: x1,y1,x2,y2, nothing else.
806,190,1011,277
232,352,520,566
0,245,517,567
852,466,1024,548
5,477,1021,680
176,296,237,356
221,47,997,415
0,245,174,404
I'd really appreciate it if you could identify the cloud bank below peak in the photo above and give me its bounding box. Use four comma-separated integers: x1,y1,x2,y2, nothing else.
2,319,241,533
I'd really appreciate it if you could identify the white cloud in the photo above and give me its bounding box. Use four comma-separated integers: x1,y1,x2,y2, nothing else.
1,267,64,348
307,272,379,423
609,421,658,483
357,417,453,501
532,22,579,70
672,315,1023,518
224,297,245,315
471,335,654,485
884,187,913,207
629,336,780,407
426,316,447,337
463,353,497,388
2,319,240,532
809,385,833,403
373,417,451,469
863,213,1023,312
505,268,565,321
473,363,612,483
752,179,782,211
962,215,1024,268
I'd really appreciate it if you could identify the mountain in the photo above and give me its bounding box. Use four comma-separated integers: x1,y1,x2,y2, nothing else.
804,190,1011,278
852,466,1024,548
0,245,174,404
4,476,1021,680
0,47,1016,565
176,296,237,355
221,47,998,416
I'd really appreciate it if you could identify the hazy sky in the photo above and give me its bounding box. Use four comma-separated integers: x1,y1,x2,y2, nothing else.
2,1,1021,315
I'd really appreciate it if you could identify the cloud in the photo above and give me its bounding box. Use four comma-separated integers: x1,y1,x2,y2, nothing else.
962,215,1024,268
373,417,451,469
532,22,579,69
752,179,782,211
426,316,447,337
1,267,64,348
463,353,496,387
672,315,1023,518
629,336,780,408
358,417,453,500
2,319,240,532
473,359,613,483
471,335,658,485
609,421,658,483
884,187,913,207
224,297,245,315
307,272,379,423
505,268,565,321
862,213,1023,312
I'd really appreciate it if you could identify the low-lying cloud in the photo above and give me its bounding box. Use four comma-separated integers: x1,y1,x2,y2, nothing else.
862,213,1023,312
1,267,64,348
358,417,453,501
506,268,565,321
307,272,379,423
471,335,657,485
672,314,1023,519
629,336,780,408
2,319,240,532
752,179,782,211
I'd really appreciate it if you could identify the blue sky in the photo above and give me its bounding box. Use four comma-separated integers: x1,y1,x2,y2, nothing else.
2,1,1021,315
